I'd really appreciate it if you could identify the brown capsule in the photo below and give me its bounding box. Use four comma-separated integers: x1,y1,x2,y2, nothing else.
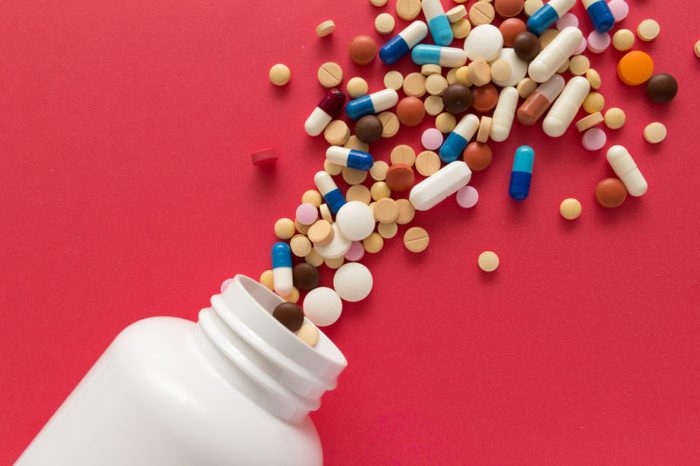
385,163,415,192
441,83,472,114
349,35,377,65
463,142,493,172
272,302,305,332
595,178,627,208
293,263,320,291
513,31,540,61
471,84,499,113
355,115,384,143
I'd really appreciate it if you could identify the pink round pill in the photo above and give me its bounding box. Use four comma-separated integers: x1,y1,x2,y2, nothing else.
581,128,607,151
421,128,444,150
344,241,365,261
456,185,479,208
555,13,579,31
220,278,234,293
587,31,611,53
608,0,629,23
574,37,587,55
296,202,319,225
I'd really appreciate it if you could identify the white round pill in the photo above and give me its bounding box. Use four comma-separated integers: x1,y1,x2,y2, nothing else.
464,25,503,62
303,287,343,327
336,201,376,241
314,223,351,259
333,263,373,302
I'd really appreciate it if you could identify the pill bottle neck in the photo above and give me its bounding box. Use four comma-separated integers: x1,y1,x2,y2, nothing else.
193,275,346,423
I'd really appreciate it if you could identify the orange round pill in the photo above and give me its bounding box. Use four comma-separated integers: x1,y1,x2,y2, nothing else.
617,51,654,86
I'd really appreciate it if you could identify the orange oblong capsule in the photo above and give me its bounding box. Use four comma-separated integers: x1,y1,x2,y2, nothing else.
516,74,565,126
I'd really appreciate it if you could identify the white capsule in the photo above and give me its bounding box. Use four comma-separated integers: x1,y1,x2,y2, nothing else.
398,20,429,48
409,161,472,211
528,27,583,83
314,171,337,196
453,114,480,139
543,76,590,137
369,88,399,113
490,87,519,142
606,145,648,197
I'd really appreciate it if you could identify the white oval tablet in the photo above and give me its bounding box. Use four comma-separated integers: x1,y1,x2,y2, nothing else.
314,223,351,259
464,24,503,62
303,287,343,327
491,48,527,87
336,201,375,241
333,263,373,302
409,161,472,211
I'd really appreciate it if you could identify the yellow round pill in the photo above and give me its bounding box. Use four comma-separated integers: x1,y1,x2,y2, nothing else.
637,19,660,42
604,107,626,130
269,64,291,86
478,251,500,272
583,92,605,114
612,29,635,51
643,122,667,144
560,198,582,220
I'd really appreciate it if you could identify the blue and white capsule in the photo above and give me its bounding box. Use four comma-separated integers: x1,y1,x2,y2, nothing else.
379,21,429,65
411,45,467,68
422,0,453,46
271,242,293,297
345,88,399,121
527,0,576,35
326,146,374,171
439,114,480,163
509,146,535,201
582,0,615,33
314,170,346,215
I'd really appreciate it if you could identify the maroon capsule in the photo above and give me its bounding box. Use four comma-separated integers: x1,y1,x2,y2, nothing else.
305,89,346,136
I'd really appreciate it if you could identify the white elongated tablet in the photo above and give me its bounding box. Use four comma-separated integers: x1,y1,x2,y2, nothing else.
409,161,472,211
528,27,583,82
490,86,519,142
543,76,590,137
606,145,648,197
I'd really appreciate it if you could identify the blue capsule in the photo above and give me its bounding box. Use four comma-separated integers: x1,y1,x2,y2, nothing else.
314,171,346,215
583,0,615,33
271,241,292,269
326,147,374,171
509,146,535,201
439,114,479,163
527,0,576,35
345,89,399,121
423,0,453,46
271,242,293,296
379,21,428,64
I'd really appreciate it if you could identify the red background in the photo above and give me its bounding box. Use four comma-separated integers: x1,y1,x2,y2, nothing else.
1,0,699,464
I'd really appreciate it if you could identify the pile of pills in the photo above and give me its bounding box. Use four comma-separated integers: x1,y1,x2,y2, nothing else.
239,0,682,344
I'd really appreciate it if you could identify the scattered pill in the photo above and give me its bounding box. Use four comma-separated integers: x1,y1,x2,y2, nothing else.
342,166,369,185
456,185,479,208
495,0,524,18
509,145,535,201
586,68,602,89
695,40,700,58
308,219,334,246
582,92,605,114
384,71,404,90
259,270,274,290
350,35,378,65
293,263,320,291
362,232,385,253
390,144,417,166
469,1,496,26
527,0,575,35
478,251,500,272
528,27,583,83
375,13,396,35
273,302,305,332
446,5,467,23
555,12,579,31
465,25,504,61
595,177,627,208
403,226,430,253
451,18,472,39
604,107,626,129
396,0,422,21
463,142,493,172
560,198,582,220
397,96,426,126
646,74,678,103
370,0,389,6
575,112,604,132
435,112,457,133
410,161,472,211
543,76,590,137
523,0,544,17
403,72,427,97
476,116,492,143
346,77,368,99
587,30,611,53
421,128,444,150
370,181,392,201
344,241,365,262
442,83,472,114
296,323,319,347
315,170,346,215
500,18,527,46
336,201,376,241
314,223,351,259
315,20,336,38
608,0,629,22
637,19,660,42
302,190,323,208
324,119,350,146
422,0,453,46
274,218,296,240
643,122,667,144
355,115,384,144
607,145,647,197
468,59,491,87
440,113,479,162
296,203,319,226
305,249,324,267
582,127,607,151
374,198,400,224
516,77,537,98
271,242,294,296
318,62,344,88
333,263,373,302
491,86,519,142
612,29,635,51
269,63,291,86
379,21,428,64
304,89,346,137
425,73,449,96
346,88,399,120
385,163,415,192
471,83,499,113
251,148,278,166
303,287,343,327
617,51,654,86
415,150,442,176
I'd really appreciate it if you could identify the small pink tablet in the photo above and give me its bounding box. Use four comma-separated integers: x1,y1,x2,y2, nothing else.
344,241,365,261
456,186,479,208
608,0,629,23
582,128,607,151
296,203,319,225
421,128,444,150
556,13,579,31
574,37,587,55
587,31,611,53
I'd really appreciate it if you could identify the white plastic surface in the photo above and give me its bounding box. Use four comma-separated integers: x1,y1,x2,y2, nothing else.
16,275,346,466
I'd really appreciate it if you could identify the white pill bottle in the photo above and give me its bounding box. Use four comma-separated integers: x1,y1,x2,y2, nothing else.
16,275,346,466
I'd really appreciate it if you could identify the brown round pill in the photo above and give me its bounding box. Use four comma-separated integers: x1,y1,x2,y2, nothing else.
495,0,524,18
272,302,305,332
293,263,320,291
349,35,377,65
463,142,493,172
442,83,472,114
646,73,678,103
385,163,415,192
513,31,541,61
595,178,628,208
471,84,499,113
355,115,384,144
396,96,426,127
499,18,527,46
